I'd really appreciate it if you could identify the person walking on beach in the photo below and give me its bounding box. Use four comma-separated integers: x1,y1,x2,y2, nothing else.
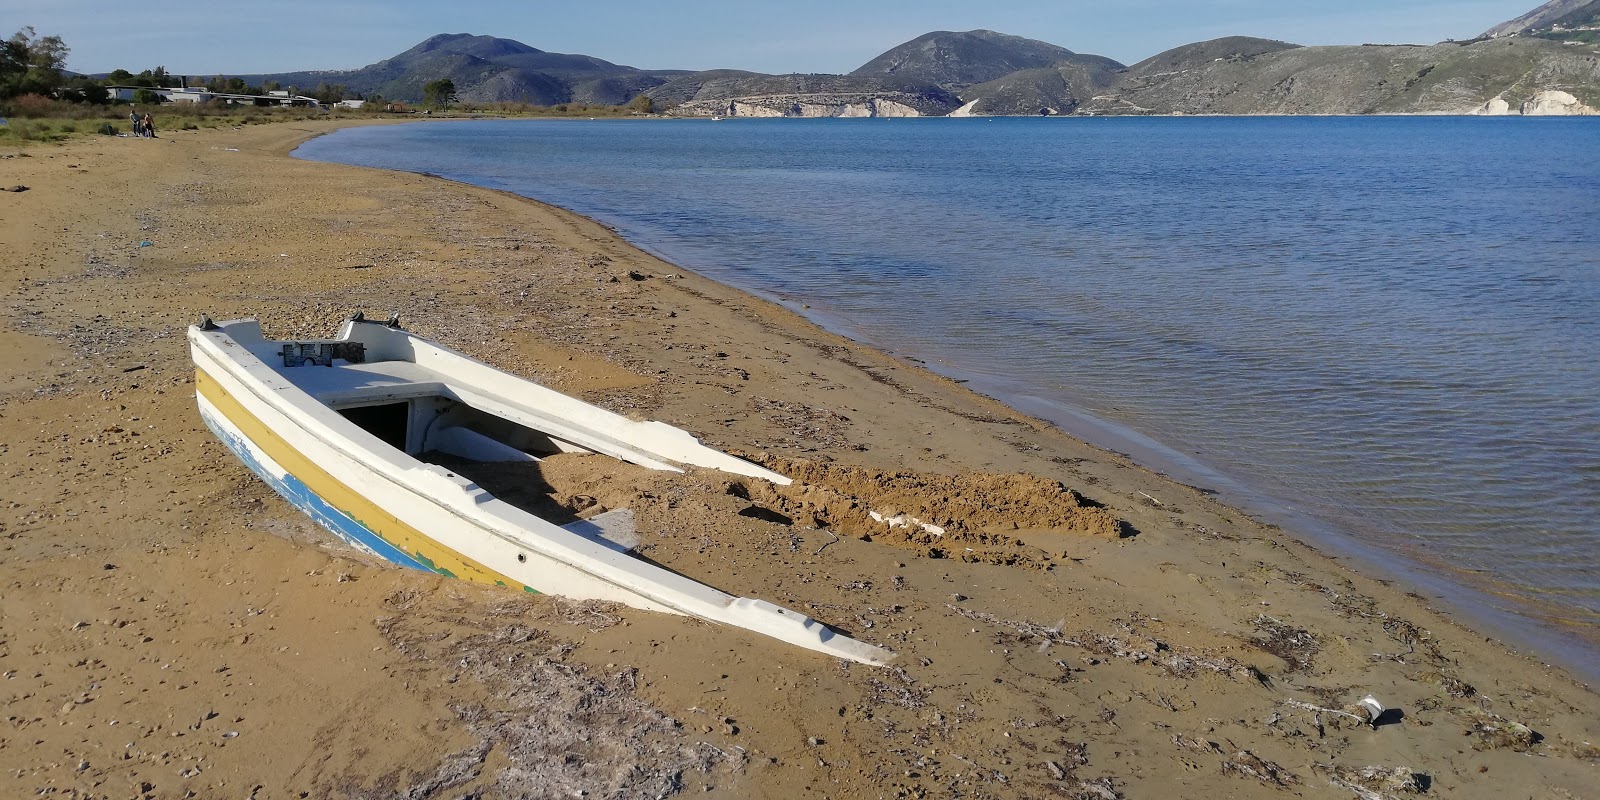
142,112,156,139
130,109,141,137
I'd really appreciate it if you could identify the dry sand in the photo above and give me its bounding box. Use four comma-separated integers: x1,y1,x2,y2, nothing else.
1,121,1596,799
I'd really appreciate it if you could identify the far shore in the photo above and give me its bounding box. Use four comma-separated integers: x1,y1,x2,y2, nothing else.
2,119,1596,798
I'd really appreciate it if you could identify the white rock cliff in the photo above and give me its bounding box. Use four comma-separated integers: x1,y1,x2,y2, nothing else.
1473,89,1599,115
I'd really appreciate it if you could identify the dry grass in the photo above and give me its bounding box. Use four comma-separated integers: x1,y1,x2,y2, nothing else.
0,94,372,144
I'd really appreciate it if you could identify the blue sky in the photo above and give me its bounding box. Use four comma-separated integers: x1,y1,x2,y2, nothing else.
8,0,1544,75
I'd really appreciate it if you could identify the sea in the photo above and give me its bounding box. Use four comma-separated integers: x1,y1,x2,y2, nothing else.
294,116,1600,678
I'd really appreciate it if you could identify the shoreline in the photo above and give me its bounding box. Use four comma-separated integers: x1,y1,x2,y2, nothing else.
3,120,1597,798
290,117,1599,685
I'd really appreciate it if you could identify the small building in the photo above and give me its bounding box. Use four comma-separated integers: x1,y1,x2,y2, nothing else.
104,86,321,107
166,87,217,104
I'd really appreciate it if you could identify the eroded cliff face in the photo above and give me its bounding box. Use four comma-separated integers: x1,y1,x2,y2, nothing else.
1524,88,1600,113
673,94,935,117
1474,88,1600,114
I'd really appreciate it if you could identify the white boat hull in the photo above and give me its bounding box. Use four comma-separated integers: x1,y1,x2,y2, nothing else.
190,316,893,665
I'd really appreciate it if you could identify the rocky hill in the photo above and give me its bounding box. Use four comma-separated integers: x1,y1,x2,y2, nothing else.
643,30,1117,118
1483,0,1600,38
239,33,675,106
1067,36,1600,116
850,30,1119,88
947,37,1285,116
950,60,1123,116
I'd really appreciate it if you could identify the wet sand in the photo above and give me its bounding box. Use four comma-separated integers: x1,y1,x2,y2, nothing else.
1,121,1596,799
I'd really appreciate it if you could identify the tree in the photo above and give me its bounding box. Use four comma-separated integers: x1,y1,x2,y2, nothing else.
628,94,654,114
423,78,456,110
1,27,69,99
58,75,108,104
313,82,346,104
130,67,176,88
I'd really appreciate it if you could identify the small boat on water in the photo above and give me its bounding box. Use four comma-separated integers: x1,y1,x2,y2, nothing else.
190,314,892,665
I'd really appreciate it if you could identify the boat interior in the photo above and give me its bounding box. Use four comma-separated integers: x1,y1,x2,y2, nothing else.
270,338,642,552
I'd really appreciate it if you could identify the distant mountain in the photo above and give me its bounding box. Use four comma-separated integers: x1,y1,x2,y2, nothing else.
1070,36,1599,116
1483,0,1600,38
850,30,1117,88
953,59,1123,116
648,30,1119,117
1122,36,1300,73
236,33,672,105
208,21,1597,118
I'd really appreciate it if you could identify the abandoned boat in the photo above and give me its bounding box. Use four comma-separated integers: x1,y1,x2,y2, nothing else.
189,313,892,665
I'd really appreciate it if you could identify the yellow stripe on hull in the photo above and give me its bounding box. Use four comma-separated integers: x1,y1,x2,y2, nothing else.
196,368,523,588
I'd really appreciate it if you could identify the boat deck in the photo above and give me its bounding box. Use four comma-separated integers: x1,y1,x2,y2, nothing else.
277,360,447,406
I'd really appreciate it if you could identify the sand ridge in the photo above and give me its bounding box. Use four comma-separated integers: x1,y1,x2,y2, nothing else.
1,122,1597,799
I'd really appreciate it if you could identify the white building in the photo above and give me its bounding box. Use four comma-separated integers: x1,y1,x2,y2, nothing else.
105,86,322,107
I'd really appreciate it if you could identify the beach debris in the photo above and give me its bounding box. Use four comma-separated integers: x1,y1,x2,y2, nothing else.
812,529,841,555
1172,733,1223,754
1422,671,1475,698
866,668,929,710
1249,614,1321,670
1455,708,1540,751
4,185,28,192
1070,778,1124,800
1282,696,1387,733
1040,742,1092,786
868,509,945,537
1356,695,1386,725
946,604,1267,683
1222,750,1299,786
1312,764,1428,799
373,608,727,799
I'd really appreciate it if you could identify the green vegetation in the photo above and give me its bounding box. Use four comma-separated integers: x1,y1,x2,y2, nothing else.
1,27,68,99
1534,29,1600,43
437,100,657,117
0,95,332,143
423,78,457,110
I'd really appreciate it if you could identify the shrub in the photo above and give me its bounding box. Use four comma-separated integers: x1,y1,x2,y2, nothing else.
8,93,65,118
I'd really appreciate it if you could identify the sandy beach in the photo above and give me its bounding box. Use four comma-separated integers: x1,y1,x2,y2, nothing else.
2,120,1596,799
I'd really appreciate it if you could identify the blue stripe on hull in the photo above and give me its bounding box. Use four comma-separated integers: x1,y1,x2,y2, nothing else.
201,409,433,573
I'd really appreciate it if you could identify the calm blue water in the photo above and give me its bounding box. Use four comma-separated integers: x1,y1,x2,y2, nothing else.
295,117,1600,672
